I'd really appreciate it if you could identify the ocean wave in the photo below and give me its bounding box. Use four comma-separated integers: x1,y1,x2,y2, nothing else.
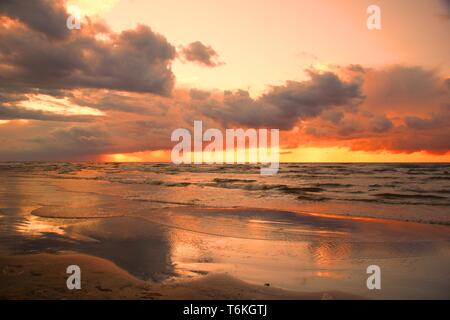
212,178,257,183
278,186,324,194
311,183,354,188
297,194,330,202
144,180,191,187
374,193,446,200
425,176,450,181
203,182,285,191
339,196,450,207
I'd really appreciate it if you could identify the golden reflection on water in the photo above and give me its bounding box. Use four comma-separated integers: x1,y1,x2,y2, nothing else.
163,211,348,290
308,240,352,266
15,214,65,237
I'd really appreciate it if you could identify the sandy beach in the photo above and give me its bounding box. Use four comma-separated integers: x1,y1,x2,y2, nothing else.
1,207,449,299
0,253,361,300
0,163,449,299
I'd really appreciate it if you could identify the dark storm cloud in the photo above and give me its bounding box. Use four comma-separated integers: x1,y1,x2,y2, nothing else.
0,0,69,39
179,41,223,67
199,70,364,129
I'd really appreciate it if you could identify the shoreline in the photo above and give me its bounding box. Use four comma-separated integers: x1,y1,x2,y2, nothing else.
0,252,360,300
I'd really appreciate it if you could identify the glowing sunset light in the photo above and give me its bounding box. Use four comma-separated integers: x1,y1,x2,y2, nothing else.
1,0,450,303
0,0,448,162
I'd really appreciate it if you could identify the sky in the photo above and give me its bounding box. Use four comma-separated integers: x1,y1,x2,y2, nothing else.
0,0,449,162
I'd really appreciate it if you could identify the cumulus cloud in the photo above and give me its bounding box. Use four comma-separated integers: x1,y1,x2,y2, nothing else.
179,41,223,67
305,113,392,139
297,66,449,155
198,70,364,129
1,63,449,160
0,5,176,96
0,0,70,39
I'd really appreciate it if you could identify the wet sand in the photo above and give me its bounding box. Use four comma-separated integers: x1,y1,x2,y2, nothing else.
1,205,449,299
0,172,449,299
0,253,359,300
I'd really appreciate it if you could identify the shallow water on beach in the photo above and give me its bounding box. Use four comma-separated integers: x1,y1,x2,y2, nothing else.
0,162,449,299
1,162,449,223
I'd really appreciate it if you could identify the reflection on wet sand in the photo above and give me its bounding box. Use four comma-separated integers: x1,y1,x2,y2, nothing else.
0,171,449,299
156,207,449,298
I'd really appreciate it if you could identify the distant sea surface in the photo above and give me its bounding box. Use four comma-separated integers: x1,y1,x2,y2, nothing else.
1,162,449,224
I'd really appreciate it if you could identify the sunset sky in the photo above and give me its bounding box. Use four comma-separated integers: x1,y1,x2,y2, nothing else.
0,0,449,162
